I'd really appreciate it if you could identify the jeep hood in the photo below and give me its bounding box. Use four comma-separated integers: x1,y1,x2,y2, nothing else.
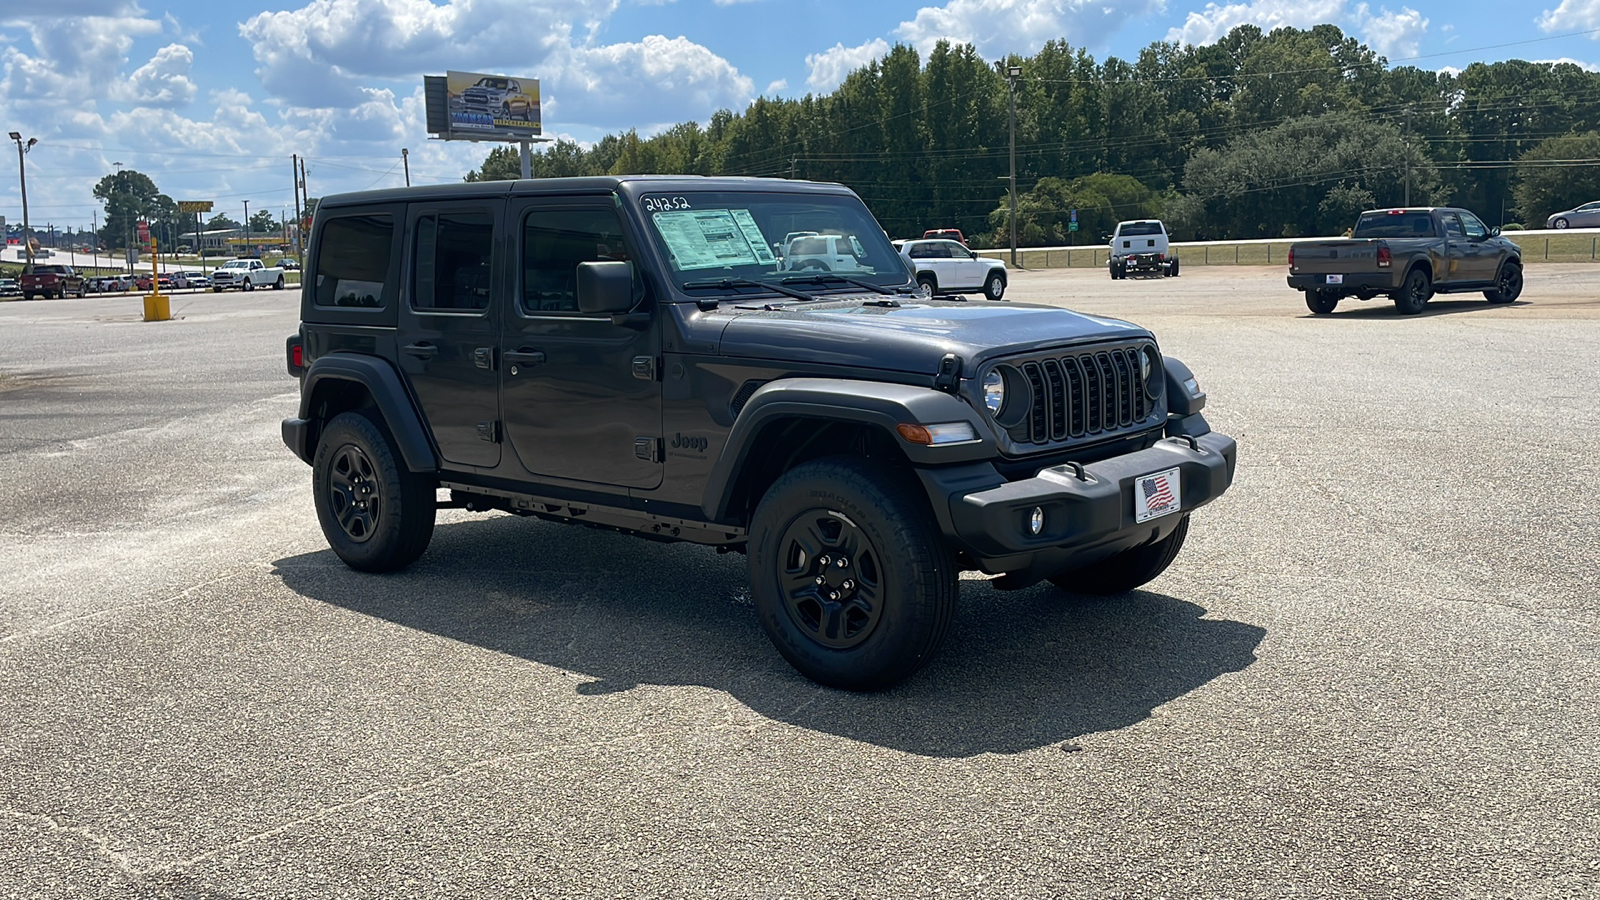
715,299,1151,374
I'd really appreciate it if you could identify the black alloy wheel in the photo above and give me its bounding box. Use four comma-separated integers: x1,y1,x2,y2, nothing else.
1485,262,1523,304
749,456,956,690
1394,268,1432,315
312,410,436,572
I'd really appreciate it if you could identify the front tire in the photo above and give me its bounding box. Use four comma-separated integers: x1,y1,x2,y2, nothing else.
749,456,957,691
1050,515,1190,596
1393,267,1432,315
243,278,254,292
312,410,436,573
1553,217,1570,229
916,274,937,296
1484,261,1523,303
1305,289,1338,315
983,271,1006,300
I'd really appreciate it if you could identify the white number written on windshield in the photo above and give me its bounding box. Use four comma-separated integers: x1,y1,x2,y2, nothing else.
643,196,691,213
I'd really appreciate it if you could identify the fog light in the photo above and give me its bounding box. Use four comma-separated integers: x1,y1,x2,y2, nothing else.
1029,507,1045,536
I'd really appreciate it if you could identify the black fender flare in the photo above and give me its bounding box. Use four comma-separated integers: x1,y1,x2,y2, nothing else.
287,354,438,472
701,378,995,521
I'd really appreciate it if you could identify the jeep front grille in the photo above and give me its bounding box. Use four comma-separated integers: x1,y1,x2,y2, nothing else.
1010,345,1156,446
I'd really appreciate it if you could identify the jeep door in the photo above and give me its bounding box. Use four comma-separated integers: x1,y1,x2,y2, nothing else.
500,200,663,489
396,201,503,469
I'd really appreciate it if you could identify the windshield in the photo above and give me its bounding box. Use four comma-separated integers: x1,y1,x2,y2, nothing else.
1353,211,1435,239
221,261,248,269
638,190,908,294
1117,222,1163,237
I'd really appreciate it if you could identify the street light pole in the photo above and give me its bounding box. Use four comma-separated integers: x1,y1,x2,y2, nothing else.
243,200,250,255
9,132,37,274
402,147,410,187
1005,65,1022,268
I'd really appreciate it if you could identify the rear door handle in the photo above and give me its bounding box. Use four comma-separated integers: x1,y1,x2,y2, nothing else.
402,342,438,359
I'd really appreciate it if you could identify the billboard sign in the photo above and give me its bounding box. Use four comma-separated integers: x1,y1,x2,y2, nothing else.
437,70,541,138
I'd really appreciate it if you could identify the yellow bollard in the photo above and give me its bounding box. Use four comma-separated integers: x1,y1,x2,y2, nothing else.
142,236,170,322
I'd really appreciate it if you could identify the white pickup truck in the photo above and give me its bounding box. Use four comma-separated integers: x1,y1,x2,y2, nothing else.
211,258,285,292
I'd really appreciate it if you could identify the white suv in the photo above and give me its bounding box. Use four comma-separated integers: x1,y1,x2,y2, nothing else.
896,239,1007,300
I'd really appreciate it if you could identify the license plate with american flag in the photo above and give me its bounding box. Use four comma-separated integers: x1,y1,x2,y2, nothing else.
1135,467,1181,523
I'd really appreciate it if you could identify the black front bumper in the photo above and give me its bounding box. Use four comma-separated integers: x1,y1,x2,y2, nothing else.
927,432,1236,582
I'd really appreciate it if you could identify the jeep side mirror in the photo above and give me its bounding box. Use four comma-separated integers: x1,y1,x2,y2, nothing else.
576,260,635,315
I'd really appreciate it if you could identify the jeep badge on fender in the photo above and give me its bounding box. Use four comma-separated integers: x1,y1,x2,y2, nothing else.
281,175,1237,691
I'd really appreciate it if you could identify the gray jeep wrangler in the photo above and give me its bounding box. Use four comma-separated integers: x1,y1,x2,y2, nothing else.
282,176,1237,690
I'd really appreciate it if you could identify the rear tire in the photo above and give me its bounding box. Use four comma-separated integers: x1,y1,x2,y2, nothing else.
1050,515,1190,596
312,410,436,573
749,456,957,691
1305,289,1338,315
1484,261,1522,303
1393,268,1432,315
275,275,285,290
1168,259,1180,277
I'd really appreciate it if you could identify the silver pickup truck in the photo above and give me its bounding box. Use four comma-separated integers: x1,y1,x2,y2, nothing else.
1287,207,1523,315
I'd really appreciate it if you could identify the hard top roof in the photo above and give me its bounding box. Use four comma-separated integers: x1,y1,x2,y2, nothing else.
319,175,855,211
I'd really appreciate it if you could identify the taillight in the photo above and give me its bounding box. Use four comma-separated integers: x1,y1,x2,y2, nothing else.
286,334,305,377
1287,246,1295,268
1377,245,1392,268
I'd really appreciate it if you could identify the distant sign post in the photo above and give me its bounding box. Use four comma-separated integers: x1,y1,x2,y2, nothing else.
179,201,214,276
1069,208,1078,233
424,70,549,179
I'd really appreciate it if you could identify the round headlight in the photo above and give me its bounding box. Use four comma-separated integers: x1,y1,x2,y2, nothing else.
982,369,1006,415
1141,346,1162,399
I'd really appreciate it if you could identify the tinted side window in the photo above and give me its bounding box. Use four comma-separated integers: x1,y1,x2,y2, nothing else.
413,212,494,311
1459,212,1488,239
521,208,632,314
1444,214,1465,237
315,215,394,308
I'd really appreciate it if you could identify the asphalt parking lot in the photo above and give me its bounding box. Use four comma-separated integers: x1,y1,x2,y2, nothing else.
1,269,1596,898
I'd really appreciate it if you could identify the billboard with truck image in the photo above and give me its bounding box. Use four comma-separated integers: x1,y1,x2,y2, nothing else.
445,70,541,137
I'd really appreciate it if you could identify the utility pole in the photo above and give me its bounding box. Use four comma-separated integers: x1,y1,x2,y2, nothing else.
1403,105,1412,207
1005,64,1022,267
790,157,797,180
243,200,250,256
292,155,303,264
9,132,36,273
402,147,411,187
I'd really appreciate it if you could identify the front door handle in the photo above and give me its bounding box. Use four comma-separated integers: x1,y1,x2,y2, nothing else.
402,342,438,359
503,349,546,365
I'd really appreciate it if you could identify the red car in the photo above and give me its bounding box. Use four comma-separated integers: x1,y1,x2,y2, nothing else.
135,273,175,291
922,228,966,244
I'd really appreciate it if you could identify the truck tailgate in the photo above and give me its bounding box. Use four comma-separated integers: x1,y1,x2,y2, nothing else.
1291,240,1384,274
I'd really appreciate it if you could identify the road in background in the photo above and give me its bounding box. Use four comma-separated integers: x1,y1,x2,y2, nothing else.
1,275,1596,897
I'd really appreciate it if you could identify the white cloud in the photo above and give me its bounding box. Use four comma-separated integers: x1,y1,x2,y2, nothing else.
806,39,890,92
0,15,162,105
1353,4,1428,60
1165,0,1344,46
1539,0,1600,33
126,44,197,107
897,0,1165,58
764,78,788,94
238,0,753,129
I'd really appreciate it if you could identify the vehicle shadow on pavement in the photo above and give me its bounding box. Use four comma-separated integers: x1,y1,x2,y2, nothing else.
272,516,1264,758
1303,299,1526,319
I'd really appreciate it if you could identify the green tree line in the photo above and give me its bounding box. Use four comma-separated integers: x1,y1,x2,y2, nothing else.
468,23,1600,245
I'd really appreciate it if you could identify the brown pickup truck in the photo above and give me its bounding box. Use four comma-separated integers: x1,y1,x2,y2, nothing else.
1287,207,1523,315
20,264,87,300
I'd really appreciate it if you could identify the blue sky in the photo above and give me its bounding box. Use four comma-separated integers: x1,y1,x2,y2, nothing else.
5,0,1600,233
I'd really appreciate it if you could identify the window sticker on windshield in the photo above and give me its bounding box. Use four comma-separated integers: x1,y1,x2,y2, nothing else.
729,210,777,265
652,209,775,270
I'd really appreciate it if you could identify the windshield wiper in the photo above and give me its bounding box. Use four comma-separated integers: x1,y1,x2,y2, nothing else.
779,273,906,296
681,277,816,302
